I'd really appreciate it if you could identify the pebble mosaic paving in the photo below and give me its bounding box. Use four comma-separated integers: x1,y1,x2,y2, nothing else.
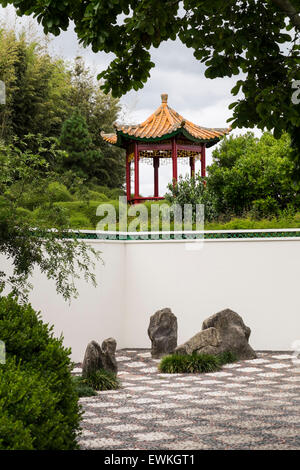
75,350,300,450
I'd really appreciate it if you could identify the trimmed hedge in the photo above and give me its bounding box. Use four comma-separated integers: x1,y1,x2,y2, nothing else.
0,295,81,450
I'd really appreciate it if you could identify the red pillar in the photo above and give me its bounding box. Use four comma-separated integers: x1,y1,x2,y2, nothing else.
172,137,178,185
126,150,131,203
201,143,206,178
134,142,139,202
154,158,159,197
190,157,195,178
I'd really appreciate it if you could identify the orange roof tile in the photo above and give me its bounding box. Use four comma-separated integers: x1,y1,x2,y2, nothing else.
101,94,231,147
100,132,117,145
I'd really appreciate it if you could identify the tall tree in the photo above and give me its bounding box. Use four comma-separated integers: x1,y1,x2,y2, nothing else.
166,132,298,220
59,111,101,178
2,1,299,171
0,27,72,140
67,57,125,188
0,27,125,188
207,132,297,216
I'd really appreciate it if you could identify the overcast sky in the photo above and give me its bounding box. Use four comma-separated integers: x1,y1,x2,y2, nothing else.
1,5,261,196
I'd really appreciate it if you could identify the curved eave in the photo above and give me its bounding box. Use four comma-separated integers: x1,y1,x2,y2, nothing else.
101,131,118,145
116,127,230,148
101,127,231,149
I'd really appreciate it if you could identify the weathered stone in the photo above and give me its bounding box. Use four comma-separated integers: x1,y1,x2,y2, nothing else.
175,308,257,360
202,308,257,359
102,337,118,374
175,327,221,355
82,340,104,378
148,307,178,358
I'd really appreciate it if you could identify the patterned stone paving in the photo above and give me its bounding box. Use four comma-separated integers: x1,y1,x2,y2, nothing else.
75,350,300,450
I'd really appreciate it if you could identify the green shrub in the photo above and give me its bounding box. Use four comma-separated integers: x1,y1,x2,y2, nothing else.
0,358,77,450
204,212,300,230
0,412,34,451
159,352,221,374
15,207,35,223
87,185,125,200
46,182,73,202
0,295,81,450
108,188,125,199
87,190,109,201
85,369,120,391
55,199,120,229
69,214,91,229
72,376,97,397
89,185,125,199
251,197,280,219
32,204,69,228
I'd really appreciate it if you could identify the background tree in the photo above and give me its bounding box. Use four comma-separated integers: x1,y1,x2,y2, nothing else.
208,132,297,217
165,173,219,222
0,26,125,188
166,132,299,220
66,57,125,188
59,111,103,179
0,27,71,140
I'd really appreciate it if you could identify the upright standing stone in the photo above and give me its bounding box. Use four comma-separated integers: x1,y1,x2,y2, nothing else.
102,337,118,374
82,340,104,378
148,308,178,358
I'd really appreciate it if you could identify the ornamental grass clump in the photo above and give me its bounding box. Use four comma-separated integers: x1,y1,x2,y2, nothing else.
85,369,120,391
159,351,238,374
72,376,97,397
217,351,238,365
159,352,221,374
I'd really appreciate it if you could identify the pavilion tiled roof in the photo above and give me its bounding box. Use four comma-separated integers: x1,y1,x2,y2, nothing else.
101,94,231,148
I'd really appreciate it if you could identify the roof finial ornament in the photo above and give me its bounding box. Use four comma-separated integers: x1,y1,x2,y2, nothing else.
161,93,168,104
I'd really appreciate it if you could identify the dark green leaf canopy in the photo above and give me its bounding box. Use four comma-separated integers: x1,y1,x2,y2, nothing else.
1,0,300,168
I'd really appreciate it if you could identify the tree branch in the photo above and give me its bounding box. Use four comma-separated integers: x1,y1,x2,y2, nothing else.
272,0,300,29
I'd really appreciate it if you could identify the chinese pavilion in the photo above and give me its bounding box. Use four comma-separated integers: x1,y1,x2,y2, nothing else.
101,94,230,204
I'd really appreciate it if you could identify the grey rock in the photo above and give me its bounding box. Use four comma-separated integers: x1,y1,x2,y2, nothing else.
202,308,257,359
175,327,221,355
176,308,257,360
102,337,118,374
148,307,178,358
82,340,104,378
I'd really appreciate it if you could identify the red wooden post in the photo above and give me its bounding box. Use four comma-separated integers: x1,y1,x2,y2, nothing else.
126,150,131,203
134,142,139,202
154,158,159,197
201,143,206,178
190,157,195,178
172,137,178,185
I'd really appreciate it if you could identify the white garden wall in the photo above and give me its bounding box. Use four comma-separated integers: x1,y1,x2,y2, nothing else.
2,235,300,361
